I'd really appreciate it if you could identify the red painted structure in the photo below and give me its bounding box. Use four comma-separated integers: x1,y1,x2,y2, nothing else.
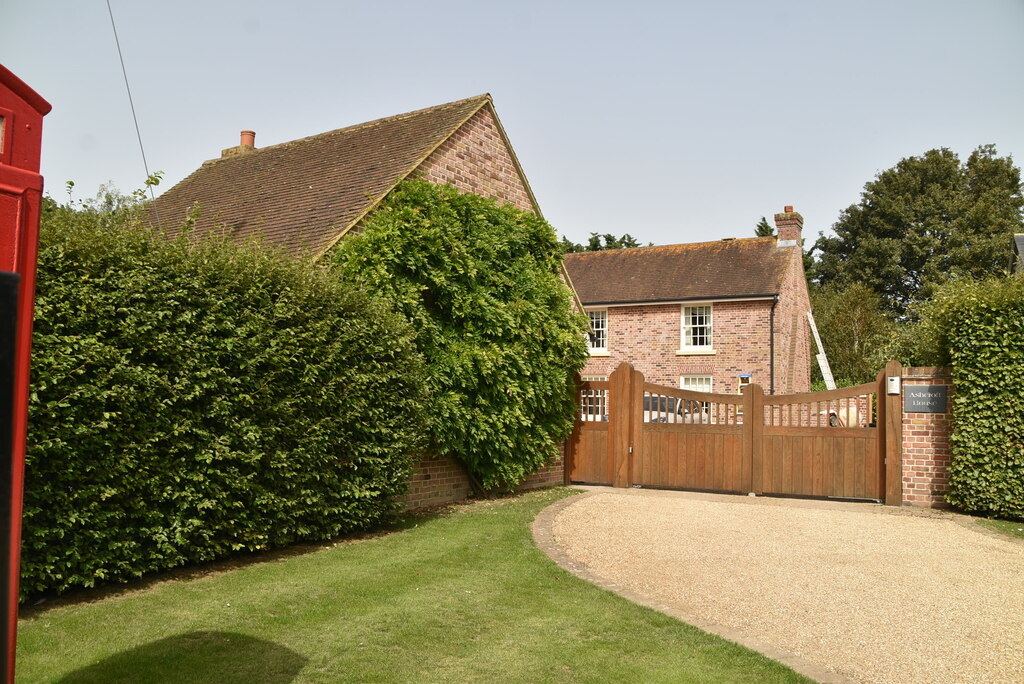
0,64,50,683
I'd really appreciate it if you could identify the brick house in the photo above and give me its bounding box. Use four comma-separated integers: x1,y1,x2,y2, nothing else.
150,94,540,257
149,94,567,506
563,208,813,395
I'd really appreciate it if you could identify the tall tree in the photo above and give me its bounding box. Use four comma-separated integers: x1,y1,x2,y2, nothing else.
810,283,895,383
813,145,1023,316
755,216,774,236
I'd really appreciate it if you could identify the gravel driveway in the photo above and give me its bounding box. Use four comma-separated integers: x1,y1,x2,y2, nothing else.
535,487,1024,684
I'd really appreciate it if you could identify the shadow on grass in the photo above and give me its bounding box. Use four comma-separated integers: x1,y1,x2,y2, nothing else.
56,630,307,683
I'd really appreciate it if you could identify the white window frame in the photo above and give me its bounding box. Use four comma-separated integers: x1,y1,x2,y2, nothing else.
680,375,713,393
580,376,608,421
679,304,713,353
587,309,608,355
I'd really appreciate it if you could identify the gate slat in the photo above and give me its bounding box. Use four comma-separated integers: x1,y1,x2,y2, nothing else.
683,431,694,488
864,434,880,499
723,433,733,491
855,437,867,499
660,430,669,487
833,436,845,497
842,438,855,498
802,436,814,494
770,438,778,491
708,433,718,490
653,430,662,486
728,432,739,491
695,433,706,489
714,433,724,490
815,438,823,497
782,436,793,493
669,431,680,488
662,431,671,486
642,429,651,485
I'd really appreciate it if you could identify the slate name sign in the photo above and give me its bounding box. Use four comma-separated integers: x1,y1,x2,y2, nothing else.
904,385,948,413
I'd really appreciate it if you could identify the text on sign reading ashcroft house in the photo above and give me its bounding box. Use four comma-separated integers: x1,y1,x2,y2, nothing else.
904,385,948,413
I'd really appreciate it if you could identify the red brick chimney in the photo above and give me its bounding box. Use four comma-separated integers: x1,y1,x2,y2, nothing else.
774,205,803,245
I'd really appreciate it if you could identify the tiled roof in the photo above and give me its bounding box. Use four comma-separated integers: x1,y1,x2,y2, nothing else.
148,95,492,258
563,237,792,305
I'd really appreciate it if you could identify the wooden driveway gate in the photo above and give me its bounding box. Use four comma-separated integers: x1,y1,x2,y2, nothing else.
566,362,903,505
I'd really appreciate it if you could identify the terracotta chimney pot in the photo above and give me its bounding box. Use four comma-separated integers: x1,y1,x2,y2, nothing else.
240,130,256,148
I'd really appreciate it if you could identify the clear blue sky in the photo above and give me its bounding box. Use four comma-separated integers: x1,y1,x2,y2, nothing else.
3,0,1023,247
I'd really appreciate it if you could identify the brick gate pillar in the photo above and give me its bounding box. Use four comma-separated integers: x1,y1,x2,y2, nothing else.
900,367,954,507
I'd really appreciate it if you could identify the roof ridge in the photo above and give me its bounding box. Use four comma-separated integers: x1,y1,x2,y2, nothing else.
203,93,491,164
564,235,774,257
563,235,791,304
310,95,493,259
152,92,533,263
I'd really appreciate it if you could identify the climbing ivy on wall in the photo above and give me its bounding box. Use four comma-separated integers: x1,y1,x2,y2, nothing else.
333,180,589,490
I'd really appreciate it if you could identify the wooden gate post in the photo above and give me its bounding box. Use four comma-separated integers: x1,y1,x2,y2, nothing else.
607,363,642,488
883,360,904,505
745,384,764,494
563,374,583,485
627,366,644,487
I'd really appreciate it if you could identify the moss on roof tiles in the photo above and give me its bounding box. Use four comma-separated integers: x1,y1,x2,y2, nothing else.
563,237,791,304
149,95,491,259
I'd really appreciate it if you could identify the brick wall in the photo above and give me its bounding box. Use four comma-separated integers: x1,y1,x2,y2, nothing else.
398,454,475,510
399,443,566,510
518,443,567,490
415,105,535,213
581,296,809,394
901,367,954,507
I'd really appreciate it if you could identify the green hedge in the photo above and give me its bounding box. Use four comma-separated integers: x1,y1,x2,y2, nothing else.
916,275,1024,519
22,199,427,597
333,180,589,490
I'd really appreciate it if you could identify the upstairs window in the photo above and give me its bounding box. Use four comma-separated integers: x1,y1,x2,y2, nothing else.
588,309,608,353
681,305,712,351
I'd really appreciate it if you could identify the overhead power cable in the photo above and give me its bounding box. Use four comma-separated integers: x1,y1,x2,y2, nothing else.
106,0,160,227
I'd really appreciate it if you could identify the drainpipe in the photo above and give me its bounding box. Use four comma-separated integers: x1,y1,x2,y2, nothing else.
769,295,778,395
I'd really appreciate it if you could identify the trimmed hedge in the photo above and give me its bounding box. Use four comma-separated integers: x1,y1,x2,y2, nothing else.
916,275,1024,519
22,199,427,597
333,180,589,490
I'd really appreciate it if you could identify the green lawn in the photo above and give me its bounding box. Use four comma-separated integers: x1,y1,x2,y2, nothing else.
16,488,811,683
978,517,1024,540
